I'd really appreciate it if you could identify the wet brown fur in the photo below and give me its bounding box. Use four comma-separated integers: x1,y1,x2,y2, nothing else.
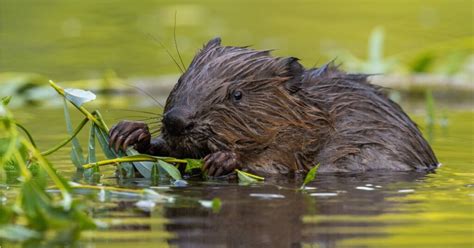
158,38,438,174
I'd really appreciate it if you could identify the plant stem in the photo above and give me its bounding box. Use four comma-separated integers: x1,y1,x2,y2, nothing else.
41,117,89,156
68,184,145,194
83,157,157,169
92,110,109,133
83,155,187,169
13,150,32,181
15,122,37,148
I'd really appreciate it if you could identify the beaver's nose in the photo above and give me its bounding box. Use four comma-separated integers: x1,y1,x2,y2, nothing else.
162,108,193,135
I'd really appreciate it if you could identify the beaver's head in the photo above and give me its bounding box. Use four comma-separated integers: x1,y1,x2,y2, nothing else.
160,38,310,158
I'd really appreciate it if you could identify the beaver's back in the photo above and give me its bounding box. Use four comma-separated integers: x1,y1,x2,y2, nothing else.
298,66,439,172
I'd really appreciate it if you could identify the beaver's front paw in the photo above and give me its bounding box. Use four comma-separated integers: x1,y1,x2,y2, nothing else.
109,121,151,153
203,151,241,177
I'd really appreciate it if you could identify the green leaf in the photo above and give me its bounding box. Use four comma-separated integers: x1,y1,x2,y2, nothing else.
94,124,117,158
236,169,264,183
158,160,182,180
0,224,41,242
1,96,12,106
151,162,159,185
211,198,222,213
184,159,203,173
125,148,159,179
87,124,97,163
64,88,96,107
121,149,185,180
63,98,85,169
92,126,134,177
300,164,320,190
88,164,101,184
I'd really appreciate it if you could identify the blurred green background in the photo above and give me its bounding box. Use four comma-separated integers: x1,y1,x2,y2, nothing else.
0,0,472,80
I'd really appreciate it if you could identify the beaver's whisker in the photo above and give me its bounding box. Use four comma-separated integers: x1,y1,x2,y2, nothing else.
146,33,184,73
173,11,186,71
111,108,161,116
133,117,161,122
121,116,158,121
121,82,165,108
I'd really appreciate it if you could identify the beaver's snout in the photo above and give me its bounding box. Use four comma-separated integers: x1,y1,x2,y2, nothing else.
162,107,194,136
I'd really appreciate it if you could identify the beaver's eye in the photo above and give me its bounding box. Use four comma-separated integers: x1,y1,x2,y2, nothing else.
232,90,243,101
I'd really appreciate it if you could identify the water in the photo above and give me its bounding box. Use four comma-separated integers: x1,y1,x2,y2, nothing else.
0,0,473,246
4,102,472,247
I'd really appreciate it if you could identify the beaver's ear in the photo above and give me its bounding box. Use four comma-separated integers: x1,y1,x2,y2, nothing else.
203,37,221,50
278,57,304,93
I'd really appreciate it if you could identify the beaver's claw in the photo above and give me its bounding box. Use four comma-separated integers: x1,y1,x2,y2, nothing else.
109,120,151,153
203,151,241,177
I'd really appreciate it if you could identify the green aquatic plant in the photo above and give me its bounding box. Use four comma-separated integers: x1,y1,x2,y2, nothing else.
48,80,266,183
0,99,96,243
48,80,180,180
0,91,232,244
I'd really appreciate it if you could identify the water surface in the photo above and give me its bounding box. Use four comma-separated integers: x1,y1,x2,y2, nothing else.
6,103,473,248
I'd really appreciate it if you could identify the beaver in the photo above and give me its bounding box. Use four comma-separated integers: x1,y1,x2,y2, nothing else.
109,37,438,177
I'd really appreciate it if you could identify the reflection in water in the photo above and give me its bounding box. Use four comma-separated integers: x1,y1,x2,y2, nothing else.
162,172,428,247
